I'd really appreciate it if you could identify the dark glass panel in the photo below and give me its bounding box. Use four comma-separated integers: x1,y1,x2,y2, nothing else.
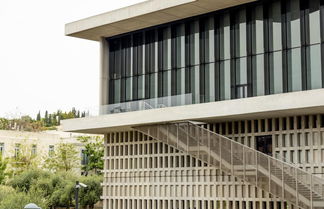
234,57,248,98
185,67,191,94
250,4,264,55
158,27,171,71
121,35,131,77
145,30,156,74
109,80,115,104
191,66,200,104
114,79,121,103
121,78,126,102
308,0,321,45
268,0,283,52
216,12,231,61
138,75,145,99
306,44,322,89
185,20,200,67
171,24,185,69
232,8,247,58
219,60,231,100
133,32,144,75
252,54,265,96
287,48,302,91
269,51,284,94
149,73,157,99
200,16,215,64
125,77,132,102
285,0,301,49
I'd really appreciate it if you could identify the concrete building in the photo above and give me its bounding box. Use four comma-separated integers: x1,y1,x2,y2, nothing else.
63,0,324,208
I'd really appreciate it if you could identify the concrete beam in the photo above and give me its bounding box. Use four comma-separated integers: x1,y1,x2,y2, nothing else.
61,89,324,134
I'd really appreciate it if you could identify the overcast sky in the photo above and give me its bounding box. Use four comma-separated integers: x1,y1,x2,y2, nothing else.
0,0,145,118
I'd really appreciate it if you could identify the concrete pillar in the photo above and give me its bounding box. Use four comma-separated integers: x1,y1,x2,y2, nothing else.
100,37,109,112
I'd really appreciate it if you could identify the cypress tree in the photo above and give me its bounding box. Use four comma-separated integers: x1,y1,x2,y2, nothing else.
36,111,41,121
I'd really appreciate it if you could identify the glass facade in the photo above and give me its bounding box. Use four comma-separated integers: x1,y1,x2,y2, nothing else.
107,0,324,106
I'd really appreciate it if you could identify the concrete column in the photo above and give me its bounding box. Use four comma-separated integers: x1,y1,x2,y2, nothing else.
100,37,109,111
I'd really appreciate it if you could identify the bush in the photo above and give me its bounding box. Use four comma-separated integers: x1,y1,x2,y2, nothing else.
0,185,15,202
0,190,47,209
4,170,102,209
7,169,50,192
79,175,102,208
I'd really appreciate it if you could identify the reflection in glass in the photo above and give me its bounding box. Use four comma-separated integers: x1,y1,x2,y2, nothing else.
286,0,301,48
307,45,322,90
252,55,265,96
269,51,283,94
287,48,302,92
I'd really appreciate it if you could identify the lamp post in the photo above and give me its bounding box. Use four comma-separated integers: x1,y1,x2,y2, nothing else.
75,181,87,209
24,203,41,209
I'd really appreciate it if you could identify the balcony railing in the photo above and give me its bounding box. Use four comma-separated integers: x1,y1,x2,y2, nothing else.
99,94,193,115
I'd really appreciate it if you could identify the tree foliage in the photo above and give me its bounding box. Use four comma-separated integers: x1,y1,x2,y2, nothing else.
0,188,47,209
0,118,9,130
44,143,80,172
79,175,102,208
78,136,104,175
7,141,40,176
0,108,86,132
4,169,102,209
0,156,8,184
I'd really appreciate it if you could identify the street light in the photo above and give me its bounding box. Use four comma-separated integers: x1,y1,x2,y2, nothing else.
24,203,41,209
75,181,87,209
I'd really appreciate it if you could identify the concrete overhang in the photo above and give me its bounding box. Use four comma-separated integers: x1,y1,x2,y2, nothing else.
62,89,324,134
65,0,256,41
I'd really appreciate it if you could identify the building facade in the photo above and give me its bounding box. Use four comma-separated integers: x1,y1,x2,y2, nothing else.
0,130,87,172
63,0,324,209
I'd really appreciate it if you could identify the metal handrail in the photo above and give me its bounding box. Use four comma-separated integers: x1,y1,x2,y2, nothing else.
134,121,324,209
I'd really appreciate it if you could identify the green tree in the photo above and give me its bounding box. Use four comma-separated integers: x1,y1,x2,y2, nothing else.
0,118,9,130
7,169,47,192
0,185,15,202
0,156,8,184
48,114,52,126
44,110,49,126
78,136,104,175
7,142,40,175
36,111,41,121
72,107,77,118
79,175,102,209
44,143,80,172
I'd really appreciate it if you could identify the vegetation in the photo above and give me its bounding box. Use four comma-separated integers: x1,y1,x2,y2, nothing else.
0,157,8,184
44,143,80,172
0,109,103,208
7,141,40,176
2,169,101,209
0,139,103,208
0,107,86,132
77,136,104,175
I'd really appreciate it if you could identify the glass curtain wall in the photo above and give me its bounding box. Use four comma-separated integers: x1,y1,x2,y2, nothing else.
107,0,324,106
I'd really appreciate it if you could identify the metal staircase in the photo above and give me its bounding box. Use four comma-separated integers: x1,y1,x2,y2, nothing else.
133,121,324,209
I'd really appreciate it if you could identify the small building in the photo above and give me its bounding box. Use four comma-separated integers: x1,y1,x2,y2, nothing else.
0,129,90,172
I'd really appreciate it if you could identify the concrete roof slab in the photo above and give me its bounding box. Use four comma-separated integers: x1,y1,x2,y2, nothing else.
65,0,256,41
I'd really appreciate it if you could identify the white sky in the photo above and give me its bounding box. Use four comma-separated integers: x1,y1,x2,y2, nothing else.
0,0,145,119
